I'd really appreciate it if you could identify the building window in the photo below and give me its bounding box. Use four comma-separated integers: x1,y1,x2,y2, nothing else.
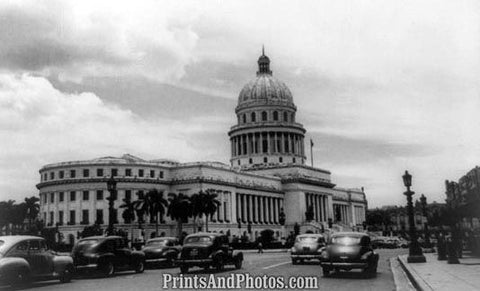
50,172,55,180
59,192,64,202
43,173,47,181
96,190,103,200
97,168,104,177
43,194,47,204
59,171,64,179
249,158,253,164
111,168,118,177
138,169,144,177
70,191,76,201
279,157,283,163
273,111,278,121
70,170,76,178
238,160,241,165
251,112,256,122
149,170,154,178
58,211,64,225
262,111,267,121
125,169,132,176
242,114,246,123
283,111,288,122
264,157,268,163
69,210,76,224
83,191,89,201
50,192,54,203
96,209,103,224
49,211,54,225
82,169,88,177
82,210,89,225
125,190,131,201
293,157,296,163
159,171,164,179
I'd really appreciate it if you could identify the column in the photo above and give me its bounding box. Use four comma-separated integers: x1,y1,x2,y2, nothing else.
240,194,245,223
314,195,319,222
252,195,257,223
247,195,252,223
263,197,268,223
235,193,240,223
273,198,278,224
267,197,272,224
281,132,285,153
253,133,256,154
259,133,263,154
259,196,264,223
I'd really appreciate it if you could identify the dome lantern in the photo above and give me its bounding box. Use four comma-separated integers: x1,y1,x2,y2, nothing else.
257,46,272,76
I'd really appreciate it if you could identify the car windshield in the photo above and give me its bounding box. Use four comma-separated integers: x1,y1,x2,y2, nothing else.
74,239,100,251
146,240,169,246
184,236,212,244
331,236,362,246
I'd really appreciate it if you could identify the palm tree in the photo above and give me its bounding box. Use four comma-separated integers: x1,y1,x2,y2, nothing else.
0,200,16,235
133,191,149,240
25,196,40,230
189,191,205,233
145,189,168,237
203,190,220,232
11,202,27,234
120,197,136,243
167,193,191,239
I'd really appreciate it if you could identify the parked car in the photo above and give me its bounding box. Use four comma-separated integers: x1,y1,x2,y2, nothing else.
142,237,181,267
0,235,74,286
72,236,145,277
320,232,379,277
290,234,326,264
176,233,243,273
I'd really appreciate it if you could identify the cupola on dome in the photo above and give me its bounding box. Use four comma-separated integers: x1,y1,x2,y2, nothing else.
237,48,294,107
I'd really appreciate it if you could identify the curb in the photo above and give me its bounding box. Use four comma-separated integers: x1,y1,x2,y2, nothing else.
397,255,432,291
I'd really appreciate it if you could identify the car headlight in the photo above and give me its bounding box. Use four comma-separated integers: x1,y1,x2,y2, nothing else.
361,251,372,260
320,251,329,259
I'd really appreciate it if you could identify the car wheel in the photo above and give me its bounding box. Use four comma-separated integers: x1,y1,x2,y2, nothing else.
215,256,224,271
9,269,30,287
291,258,298,265
322,268,330,277
180,265,189,273
134,260,145,273
101,261,115,277
59,265,74,283
234,258,243,269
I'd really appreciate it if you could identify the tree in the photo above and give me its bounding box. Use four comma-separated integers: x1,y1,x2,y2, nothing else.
145,189,168,237
202,190,220,232
167,193,191,238
24,196,40,230
133,191,149,241
120,196,136,243
0,200,16,235
189,192,204,232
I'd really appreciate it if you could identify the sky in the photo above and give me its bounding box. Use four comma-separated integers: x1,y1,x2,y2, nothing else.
0,0,479,208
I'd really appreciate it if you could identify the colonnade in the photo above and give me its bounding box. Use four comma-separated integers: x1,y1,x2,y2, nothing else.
231,132,304,157
305,193,329,222
236,193,284,224
210,191,232,223
333,203,352,224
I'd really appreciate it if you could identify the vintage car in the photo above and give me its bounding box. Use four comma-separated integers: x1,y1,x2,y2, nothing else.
72,236,145,277
176,233,243,273
320,232,379,277
0,235,74,286
141,237,181,267
290,233,326,264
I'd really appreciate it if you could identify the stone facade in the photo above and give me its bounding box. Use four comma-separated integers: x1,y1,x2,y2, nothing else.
37,51,368,244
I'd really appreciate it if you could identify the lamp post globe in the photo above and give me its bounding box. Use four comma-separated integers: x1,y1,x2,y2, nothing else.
403,170,426,263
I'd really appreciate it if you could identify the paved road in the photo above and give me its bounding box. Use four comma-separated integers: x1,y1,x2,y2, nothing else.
3,248,407,291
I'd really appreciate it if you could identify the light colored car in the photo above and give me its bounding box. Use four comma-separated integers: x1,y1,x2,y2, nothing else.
290,234,326,264
0,235,74,286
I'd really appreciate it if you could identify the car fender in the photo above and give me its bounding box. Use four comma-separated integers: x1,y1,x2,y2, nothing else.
96,253,116,265
0,257,31,276
232,251,243,261
131,251,145,261
162,249,178,258
52,255,74,273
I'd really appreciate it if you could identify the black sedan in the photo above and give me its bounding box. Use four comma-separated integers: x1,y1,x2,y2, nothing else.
72,236,145,277
320,232,379,277
141,237,181,267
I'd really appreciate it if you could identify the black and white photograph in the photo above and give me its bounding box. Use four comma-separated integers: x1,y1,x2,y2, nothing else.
0,0,479,290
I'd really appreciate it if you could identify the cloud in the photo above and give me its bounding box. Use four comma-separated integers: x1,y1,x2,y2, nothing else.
0,74,232,201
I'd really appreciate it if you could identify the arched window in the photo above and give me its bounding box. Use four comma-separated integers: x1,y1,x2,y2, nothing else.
273,111,278,121
251,112,256,122
242,114,246,124
283,111,288,122
262,111,267,121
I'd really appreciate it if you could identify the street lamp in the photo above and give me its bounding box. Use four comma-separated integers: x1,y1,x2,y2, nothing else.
106,175,117,236
402,171,426,263
420,194,431,249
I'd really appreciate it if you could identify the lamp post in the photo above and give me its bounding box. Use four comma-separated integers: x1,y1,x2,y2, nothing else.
402,171,426,263
420,194,431,249
279,208,286,238
106,175,117,236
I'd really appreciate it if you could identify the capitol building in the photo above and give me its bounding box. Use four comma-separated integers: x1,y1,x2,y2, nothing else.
37,51,367,244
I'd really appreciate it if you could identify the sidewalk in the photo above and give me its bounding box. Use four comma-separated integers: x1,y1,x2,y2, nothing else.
398,252,480,291
240,248,289,253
